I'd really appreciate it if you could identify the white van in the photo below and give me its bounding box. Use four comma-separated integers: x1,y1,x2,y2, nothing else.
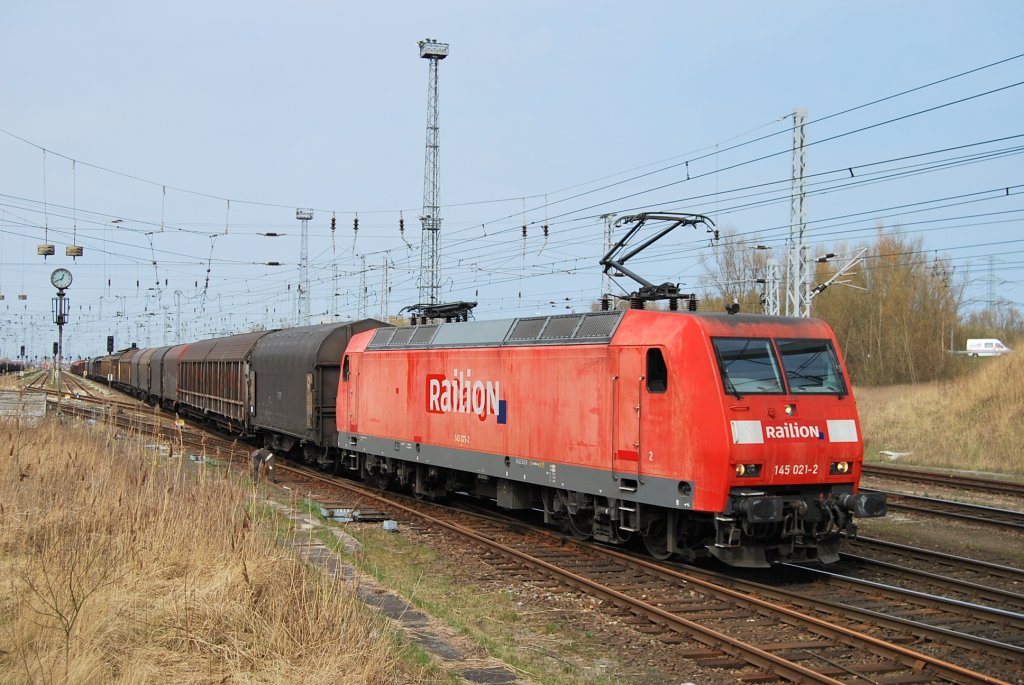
965,338,1012,356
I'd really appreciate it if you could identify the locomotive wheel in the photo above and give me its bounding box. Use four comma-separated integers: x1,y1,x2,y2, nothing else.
567,508,594,540
370,472,391,491
642,518,673,560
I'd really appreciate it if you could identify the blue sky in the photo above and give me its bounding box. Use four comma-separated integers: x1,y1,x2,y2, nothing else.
1,1,1022,359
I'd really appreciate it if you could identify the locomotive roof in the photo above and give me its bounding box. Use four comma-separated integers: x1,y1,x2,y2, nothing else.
367,311,626,350
365,309,829,351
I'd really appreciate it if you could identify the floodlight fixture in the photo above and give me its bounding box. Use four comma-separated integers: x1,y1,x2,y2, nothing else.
296,209,313,221
419,39,449,59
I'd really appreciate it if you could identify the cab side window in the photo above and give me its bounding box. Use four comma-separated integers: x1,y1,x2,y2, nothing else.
646,348,668,393
342,355,350,382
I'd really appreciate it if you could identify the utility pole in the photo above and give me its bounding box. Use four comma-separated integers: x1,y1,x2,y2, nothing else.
786,108,809,317
296,208,313,325
418,38,449,308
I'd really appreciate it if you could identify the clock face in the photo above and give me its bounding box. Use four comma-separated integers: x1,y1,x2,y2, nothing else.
51,268,73,289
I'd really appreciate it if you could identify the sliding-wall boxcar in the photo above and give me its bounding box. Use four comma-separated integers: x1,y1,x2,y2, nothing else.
249,321,385,464
154,343,189,410
178,331,271,430
114,347,142,391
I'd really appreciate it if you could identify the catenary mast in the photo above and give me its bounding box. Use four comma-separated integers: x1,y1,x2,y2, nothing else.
418,38,448,307
786,108,809,317
296,208,313,324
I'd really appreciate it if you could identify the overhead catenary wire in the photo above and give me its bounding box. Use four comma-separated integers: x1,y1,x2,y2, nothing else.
3,53,1022,349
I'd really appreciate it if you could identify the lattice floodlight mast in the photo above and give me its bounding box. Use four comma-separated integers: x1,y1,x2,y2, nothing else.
418,38,448,308
296,208,313,325
601,212,716,310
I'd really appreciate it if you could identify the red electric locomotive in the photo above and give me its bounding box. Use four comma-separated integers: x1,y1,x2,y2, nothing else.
336,309,886,567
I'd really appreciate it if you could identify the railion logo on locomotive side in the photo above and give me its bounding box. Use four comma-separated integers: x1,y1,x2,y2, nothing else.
426,369,507,423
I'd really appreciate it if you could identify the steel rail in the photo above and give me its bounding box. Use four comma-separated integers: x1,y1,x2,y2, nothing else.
862,489,1024,530
838,549,1024,612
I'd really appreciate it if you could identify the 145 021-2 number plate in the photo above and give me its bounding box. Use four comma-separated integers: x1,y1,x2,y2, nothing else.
773,463,819,476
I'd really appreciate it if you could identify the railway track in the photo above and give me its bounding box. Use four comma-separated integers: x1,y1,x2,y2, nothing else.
841,536,1024,613
29,383,1024,683
863,464,1024,499
280,465,1018,684
862,488,1024,530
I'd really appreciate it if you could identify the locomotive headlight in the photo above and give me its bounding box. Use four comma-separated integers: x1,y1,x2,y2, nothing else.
830,461,851,475
735,463,762,477
784,403,796,416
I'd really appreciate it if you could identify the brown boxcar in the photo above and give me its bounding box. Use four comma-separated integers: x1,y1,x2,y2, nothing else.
178,331,272,429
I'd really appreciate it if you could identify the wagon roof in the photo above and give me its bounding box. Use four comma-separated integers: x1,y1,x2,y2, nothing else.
253,320,386,366
117,347,144,362
180,330,275,362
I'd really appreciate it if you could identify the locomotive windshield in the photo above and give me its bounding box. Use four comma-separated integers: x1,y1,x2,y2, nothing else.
712,338,783,395
776,338,847,395
712,337,846,396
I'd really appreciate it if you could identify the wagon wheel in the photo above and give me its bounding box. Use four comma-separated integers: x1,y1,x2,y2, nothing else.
641,516,673,560
567,507,594,541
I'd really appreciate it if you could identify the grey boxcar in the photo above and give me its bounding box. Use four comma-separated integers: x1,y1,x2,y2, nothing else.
158,343,189,409
134,346,160,398
248,320,385,462
146,345,173,401
114,347,142,390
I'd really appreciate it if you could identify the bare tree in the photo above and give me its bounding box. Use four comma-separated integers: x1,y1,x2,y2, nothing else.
813,228,962,385
699,228,769,314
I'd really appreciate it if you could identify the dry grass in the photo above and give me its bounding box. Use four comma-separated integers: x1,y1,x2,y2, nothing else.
0,417,430,684
856,352,1024,474
0,372,26,391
